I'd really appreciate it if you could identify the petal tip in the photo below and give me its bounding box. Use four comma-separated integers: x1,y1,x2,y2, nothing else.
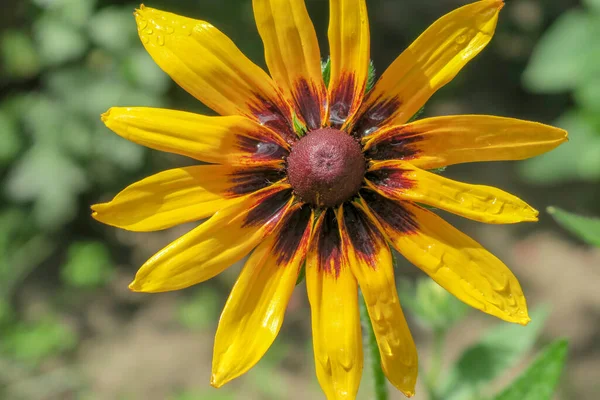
210,373,226,388
128,280,143,292
100,109,111,123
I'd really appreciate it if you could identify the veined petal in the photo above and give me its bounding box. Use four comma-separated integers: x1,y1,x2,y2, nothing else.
362,191,530,325
306,209,362,400
91,164,285,232
353,0,503,136
129,184,293,293
212,206,313,387
338,203,417,397
101,107,289,165
367,160,538,224
253,0,326,130
363,115,569,169
134,6,295,140
327,0,370,129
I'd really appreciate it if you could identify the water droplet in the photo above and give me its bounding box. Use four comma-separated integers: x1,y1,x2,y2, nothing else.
137,20,148,29
329,102,349,127
144,28,153,35
141,36,149,44
255,142,280,157
165,25,174,34
364,127,379,136
455,34,467,44
157,35,165,46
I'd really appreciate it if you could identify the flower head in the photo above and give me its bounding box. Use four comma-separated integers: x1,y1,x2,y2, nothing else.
93,0,567,398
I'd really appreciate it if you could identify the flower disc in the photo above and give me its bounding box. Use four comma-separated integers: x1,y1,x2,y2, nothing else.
287,128,365,207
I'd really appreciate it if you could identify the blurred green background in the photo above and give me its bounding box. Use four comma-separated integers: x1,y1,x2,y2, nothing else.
0,0,599,399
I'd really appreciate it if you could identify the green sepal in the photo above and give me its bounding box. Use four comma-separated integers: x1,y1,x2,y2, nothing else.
408,106,425,123
292,112,308,137
322,57,376,94
321,57,331,88
428,166,446,174
295,261,306,286
366,60,376,93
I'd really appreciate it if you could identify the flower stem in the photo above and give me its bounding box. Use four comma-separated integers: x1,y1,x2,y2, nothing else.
360,293,388,400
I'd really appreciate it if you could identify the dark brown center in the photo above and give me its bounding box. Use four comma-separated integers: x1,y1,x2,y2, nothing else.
286,128,366,208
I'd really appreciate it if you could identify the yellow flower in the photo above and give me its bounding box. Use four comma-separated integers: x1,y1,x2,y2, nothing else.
93,0,567,398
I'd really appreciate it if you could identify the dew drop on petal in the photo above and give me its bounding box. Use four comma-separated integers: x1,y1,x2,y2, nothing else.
255,142,280,157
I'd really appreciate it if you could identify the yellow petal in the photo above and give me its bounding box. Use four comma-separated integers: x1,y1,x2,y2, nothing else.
363,115,569,169
129,184,293,293
212,206,313,387
353,0,503,136
367,160,538,224
327,0,370,129
306,209,362,400
253,0,326,129
362,191,530,325
101,107,289,165
134,6,295,139
338,204,417,397
91,164,285,232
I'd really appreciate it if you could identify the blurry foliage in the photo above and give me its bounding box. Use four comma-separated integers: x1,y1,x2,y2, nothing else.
400,279,566,400
521,3,600,185
399,278,469,333
61,241,113,288
0,0,581,398
177,288,220,331
521,1,600,250
547,207,600,247
493,340,568,400
1,315,78,366
170,390,236,400
437,307,548,400
0,0,168,397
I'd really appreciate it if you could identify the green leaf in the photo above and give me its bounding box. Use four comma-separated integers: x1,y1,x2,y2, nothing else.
584,0,600,12
519,111,600,184
2,316,78,365
574,77,600,111
122,49,170,94
94,128,146,171
0,110,22,165
547,207,600,246
1,30,41,79
34,16,87,66
523,9,599,93
438,307,549,400
493,340,568,400
398,278,469,332
61,241,113,288
88,7,138,54
177,289,220,330
5,144,88,229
